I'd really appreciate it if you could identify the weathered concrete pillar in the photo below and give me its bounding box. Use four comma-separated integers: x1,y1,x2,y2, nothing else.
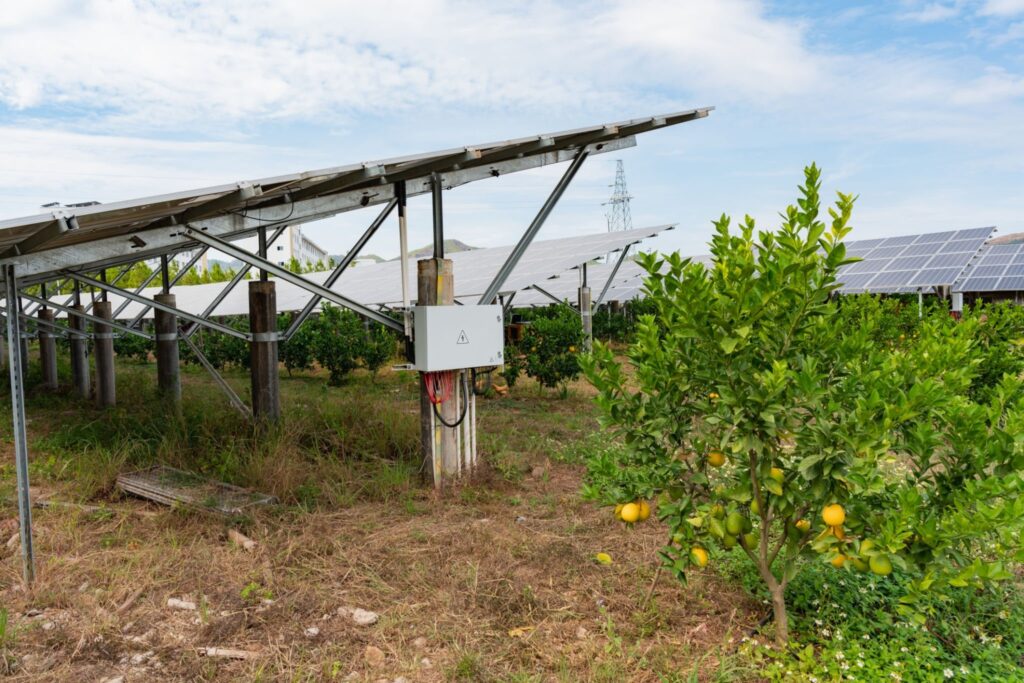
37,309,58,390
154,293,181,401
417,258,458,486
578,285,593,351
93,301,116,407
248,281,280,420
69,305,91,399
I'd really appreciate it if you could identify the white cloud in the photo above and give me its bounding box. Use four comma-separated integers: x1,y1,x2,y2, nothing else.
0,0,814,127
979,0,1024,16
900,2,963,22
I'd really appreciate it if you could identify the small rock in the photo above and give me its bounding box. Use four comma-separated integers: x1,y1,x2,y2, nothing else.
515,515,526,524
575,626,589,640
530,465,545,478
101,677,125,683
420,657,433,668
24,608,41,617
364,644,385,667
343,674,359,682
393,677,410,683
40,621,55,631
351,608,379,626
304,626,320,638
412,636,428,649
130,650,154,665
78,581,90,592
167,597,197,611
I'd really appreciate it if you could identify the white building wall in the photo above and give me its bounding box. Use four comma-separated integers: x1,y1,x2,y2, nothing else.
234,225,329,269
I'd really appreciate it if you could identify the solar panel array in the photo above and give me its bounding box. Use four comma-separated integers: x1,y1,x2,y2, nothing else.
64,226,672,320
835,227,994,294
953,243,1024,293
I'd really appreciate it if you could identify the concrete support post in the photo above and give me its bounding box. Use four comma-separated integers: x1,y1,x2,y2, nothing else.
37,309,58,390
417,258,458,486
69,305,91,399
93,301,116,407
154,293,181,401
248,281,280,421
578,285,593,351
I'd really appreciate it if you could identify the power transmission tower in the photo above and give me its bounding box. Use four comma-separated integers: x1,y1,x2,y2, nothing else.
603,160,633,232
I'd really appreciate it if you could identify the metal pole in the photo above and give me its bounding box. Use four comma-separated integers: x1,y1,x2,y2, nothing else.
160,255,170,294
431,173,444,259
397,182,412,338
122,247,208,324
4,265,35,585
478,149,590,304
258,227,268,282
596,245,631,306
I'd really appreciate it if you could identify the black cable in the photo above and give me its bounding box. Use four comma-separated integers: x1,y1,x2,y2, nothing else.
432,371,470,428
228,200,295,223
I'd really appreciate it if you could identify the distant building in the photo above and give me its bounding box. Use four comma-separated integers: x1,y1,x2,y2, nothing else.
236,224,329,269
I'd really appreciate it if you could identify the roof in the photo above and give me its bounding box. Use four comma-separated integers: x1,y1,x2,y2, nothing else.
89,225,673,320
0,108,712,283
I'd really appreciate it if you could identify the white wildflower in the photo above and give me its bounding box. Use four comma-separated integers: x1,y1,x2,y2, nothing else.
943,670,954,679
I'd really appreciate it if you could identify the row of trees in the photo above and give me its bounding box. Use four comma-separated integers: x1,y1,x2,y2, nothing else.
114,303,398,385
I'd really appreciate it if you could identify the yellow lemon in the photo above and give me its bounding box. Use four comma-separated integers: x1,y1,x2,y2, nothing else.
637,500,651,522
620,503,640,523
708,450,726,468
822,504,846,527
690,547,709,568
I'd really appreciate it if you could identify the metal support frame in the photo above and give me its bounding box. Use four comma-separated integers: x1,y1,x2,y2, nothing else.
397,183,412,337
282,198,397,341
182,227,403,333
530,284,569,307
61,271,249,340
178,332,252,418
0,308,71,338
4,265,34,585
183,225,287,337
123,246,209,325
258,226,268,282
596,246,632,306
478,149,590,305
432,173,444,259
18,292,154,340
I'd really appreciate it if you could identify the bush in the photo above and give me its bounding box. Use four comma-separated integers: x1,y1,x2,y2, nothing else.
360,323,397,379
311,304,363,385
581,164,1024,646
519,305,585,393
278,313,315,375
114,330,153,363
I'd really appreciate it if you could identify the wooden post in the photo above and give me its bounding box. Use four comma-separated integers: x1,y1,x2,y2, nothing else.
37,309,58,390
69,305,91,399
93,301,116,407
248,280,280,421
417,258,457,486
154,293,181,401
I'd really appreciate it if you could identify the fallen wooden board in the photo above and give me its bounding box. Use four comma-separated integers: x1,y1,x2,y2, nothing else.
116,466,277,516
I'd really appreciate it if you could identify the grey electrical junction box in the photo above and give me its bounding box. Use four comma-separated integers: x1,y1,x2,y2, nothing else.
412,305,504,372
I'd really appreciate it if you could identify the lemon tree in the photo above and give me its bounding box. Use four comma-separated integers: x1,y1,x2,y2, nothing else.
581,165,1024,646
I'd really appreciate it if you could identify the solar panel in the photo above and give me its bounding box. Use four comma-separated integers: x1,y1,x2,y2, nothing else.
836,227,994,294
953,242,1024,293
49,226,673,319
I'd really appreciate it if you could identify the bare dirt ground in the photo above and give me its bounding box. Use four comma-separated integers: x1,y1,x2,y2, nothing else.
0,367,761,682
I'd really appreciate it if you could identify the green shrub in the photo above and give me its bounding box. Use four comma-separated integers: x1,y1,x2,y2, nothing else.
581,164,1024,646
113,329,153,363
519,305,585,392
311,304,363,385
278,313,315,375
360,323,397,379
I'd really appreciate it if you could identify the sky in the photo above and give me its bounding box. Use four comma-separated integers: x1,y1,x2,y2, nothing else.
0,0,1022,260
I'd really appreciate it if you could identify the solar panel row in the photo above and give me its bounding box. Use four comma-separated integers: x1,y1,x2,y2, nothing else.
835,227,994,293
953,243,1024,292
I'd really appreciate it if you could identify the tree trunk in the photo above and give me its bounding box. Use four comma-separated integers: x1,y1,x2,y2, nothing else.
769,582,788,646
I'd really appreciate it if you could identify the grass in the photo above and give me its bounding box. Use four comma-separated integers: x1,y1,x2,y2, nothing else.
0,351,757,681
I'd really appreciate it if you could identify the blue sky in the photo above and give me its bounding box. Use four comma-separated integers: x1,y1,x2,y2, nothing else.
0,0,1021,259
